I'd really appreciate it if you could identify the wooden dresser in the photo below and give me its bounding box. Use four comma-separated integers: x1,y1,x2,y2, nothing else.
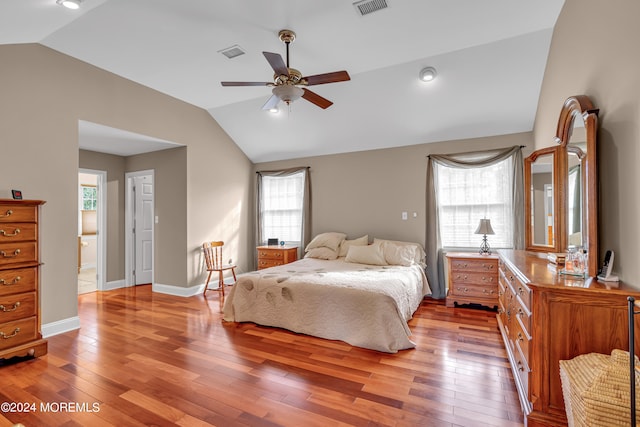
256,245,298,270
0,199,47,361
445,252,499,309
497,249,640,426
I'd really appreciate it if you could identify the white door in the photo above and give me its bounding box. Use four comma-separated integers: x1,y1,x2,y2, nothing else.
133,174,154,285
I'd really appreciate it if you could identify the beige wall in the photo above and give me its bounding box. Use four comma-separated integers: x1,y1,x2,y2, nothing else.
0,44,252,326
534,0,640,287
255,132,533,265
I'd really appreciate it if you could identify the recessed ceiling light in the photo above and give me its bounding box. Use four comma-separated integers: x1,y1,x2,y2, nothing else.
56,0,82,10
269,106,279,114
419,66,437,82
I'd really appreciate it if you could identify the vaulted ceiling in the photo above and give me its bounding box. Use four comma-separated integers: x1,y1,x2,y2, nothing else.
1,0,565,162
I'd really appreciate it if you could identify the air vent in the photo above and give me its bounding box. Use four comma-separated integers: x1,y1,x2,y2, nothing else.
353,0,388,16
218,45,246,59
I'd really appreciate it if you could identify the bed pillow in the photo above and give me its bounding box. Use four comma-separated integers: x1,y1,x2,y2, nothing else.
345,242,387,266
304,247,339,260
305,232,347,252
338,235,369,257
374,238,426,265
382,242,416,266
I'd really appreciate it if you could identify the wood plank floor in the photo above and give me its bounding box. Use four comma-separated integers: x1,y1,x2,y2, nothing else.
0,286,524,426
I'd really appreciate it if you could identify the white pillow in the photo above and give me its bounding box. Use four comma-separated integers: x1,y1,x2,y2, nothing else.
345,242,387,266
382,242,415,266
304,247,339,260
305,232,347,252
338,235,369,257
374,238,425,265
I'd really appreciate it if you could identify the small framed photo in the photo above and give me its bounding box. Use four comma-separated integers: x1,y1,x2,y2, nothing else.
11,190,22,200
267,238,278,246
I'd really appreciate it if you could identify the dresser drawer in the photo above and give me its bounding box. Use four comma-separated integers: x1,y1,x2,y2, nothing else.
0,267,37,296
450,281,498,299
0,205,36,223
258,259,285,269
258,249,286,260
0,223,36,243
450,271,497,285
0,316,38,350
0,292,36,323
0,242,37,267
450,259,497,273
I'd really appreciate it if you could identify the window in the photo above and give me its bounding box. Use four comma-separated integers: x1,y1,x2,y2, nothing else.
435,156,514,249
259,171,305,245
81,185,97,210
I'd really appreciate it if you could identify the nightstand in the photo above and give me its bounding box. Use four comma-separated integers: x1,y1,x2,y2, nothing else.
256,245,298,270
445,252,499,309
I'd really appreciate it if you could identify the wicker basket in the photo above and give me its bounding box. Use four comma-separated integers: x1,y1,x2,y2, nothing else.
560,349,640,427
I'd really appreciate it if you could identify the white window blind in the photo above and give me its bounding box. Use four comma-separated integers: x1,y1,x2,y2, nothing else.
260,172,305,244
435,157,514,249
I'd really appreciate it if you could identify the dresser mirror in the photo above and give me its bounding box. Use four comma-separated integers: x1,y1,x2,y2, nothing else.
524,146,561,252
524,95,599,277
555,95,599,277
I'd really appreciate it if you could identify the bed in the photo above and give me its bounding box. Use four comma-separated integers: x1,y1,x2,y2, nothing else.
222,236,431,353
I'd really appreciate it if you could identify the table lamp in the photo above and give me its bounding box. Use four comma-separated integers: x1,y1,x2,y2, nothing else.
475,218,495,255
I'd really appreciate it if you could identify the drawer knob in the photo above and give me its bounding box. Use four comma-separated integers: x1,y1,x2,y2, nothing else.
0,210,13,218
0,228,20,237
517,308,525,316
517,332,524,342
0,249,20,258
482,289,495,295
0,327,20,339
456,287,469,293
0,301,20,312
0,276,21,286
517,361,524,372
518,287,525,295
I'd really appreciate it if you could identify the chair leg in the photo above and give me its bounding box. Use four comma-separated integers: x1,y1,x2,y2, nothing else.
231,268,237,284
203,271,213,295
218,270,225,297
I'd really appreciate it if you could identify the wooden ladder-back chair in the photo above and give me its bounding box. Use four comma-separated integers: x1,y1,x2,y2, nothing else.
202,241,237,296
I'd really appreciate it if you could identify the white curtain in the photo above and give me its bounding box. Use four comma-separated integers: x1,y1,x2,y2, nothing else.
426,146,524,299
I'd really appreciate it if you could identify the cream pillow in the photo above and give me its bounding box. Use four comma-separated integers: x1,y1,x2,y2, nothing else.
383,242,415,266
305,232,347,252
338,235,369,257
374,238,426,265
304,247,339,260
345,242,387,266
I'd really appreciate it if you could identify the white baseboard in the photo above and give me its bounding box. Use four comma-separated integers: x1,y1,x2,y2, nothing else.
152,282,204,297
152,280,235,297
42,316,81,338
101,279,126,291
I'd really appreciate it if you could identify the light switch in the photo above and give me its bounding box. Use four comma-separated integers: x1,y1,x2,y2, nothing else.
155,215,159,224
402,211,408,220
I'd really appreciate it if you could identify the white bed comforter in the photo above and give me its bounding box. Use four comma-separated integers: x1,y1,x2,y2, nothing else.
222,258,431,353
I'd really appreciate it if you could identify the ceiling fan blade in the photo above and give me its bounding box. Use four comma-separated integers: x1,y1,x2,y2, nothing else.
221,81,271,87
301,88,333,109
261,94,280,111
303,71,350,86
263,52,289,76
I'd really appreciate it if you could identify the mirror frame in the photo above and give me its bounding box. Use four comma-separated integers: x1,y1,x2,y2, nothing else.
524,145,562,253
554,95,599,277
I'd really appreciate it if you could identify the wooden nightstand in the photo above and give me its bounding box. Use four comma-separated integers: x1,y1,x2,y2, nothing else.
256,245,298,270
445,252,498,309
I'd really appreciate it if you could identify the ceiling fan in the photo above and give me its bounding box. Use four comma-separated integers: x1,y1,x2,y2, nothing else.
221,29,350,110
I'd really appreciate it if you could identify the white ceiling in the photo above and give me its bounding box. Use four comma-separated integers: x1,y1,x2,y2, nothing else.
1,0,565,162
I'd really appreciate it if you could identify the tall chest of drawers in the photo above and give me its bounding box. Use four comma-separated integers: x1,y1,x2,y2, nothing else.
0,199,47,360
445,252,499,309
497,249,640,426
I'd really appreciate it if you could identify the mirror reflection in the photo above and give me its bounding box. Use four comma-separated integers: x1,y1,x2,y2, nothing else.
530,153,555,246
566,112,586,249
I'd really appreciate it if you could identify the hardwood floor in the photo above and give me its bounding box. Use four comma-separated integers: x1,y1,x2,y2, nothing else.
0,286,524,426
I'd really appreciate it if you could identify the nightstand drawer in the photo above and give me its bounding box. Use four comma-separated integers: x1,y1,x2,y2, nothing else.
0,292,36,323
450,282,498,299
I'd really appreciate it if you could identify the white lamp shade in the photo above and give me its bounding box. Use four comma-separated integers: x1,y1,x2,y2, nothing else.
475,218,495,235
272,85,304,103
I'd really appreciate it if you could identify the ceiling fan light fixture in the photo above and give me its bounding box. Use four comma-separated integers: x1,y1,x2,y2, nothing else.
272,85,304,104
56,0,82,9
419,66,437,82
269,106,279,113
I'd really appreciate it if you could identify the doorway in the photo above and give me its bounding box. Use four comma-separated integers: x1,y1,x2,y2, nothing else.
125,170,154,286
78,169,106,294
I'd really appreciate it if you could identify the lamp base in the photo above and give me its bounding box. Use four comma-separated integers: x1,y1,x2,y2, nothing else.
479,235,491,255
